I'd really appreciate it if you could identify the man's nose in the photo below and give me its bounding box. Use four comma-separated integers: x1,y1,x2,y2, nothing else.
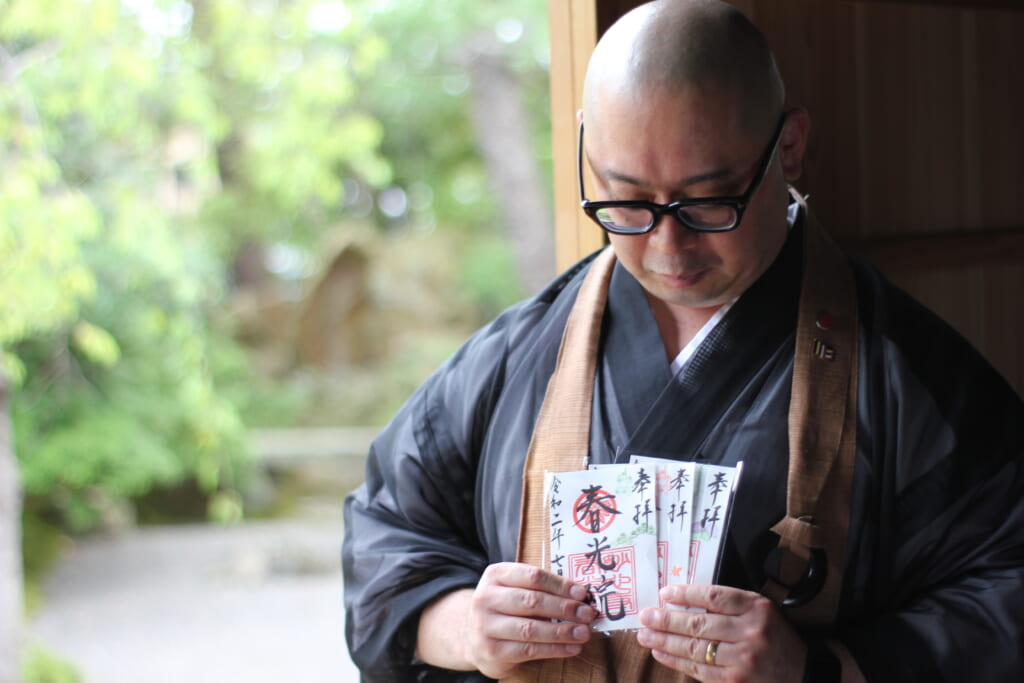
650,212,700,250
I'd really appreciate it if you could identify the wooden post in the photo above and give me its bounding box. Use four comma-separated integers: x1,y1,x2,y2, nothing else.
548,0,604,271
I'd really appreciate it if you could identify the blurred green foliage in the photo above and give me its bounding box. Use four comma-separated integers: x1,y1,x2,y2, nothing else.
1,0,550,545
21,644,81,683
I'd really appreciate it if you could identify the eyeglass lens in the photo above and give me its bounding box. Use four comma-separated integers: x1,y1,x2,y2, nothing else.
594,203,738,233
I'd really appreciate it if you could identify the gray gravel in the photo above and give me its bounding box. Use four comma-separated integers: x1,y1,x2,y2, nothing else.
27,512,362,682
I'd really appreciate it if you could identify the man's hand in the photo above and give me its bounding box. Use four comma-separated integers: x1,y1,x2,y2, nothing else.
417,562,596,679
636,584,807,682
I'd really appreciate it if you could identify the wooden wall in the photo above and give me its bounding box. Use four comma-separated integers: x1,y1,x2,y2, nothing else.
548,0,1024,394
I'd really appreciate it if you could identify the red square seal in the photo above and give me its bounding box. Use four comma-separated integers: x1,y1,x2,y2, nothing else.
567,545,639,619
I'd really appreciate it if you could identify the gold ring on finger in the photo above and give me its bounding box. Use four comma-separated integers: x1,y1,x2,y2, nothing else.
705,640,720,666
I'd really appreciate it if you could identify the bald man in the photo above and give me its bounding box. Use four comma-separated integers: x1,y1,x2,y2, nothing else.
343,1,1024,681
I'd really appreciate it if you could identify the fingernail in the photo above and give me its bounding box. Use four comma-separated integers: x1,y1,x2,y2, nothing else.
576,604,594,621
570,584,588,601
572,624,590,641
637,629,652,646
566,644,582,655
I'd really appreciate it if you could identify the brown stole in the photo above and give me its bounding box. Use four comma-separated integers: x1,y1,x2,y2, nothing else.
506,193,858,682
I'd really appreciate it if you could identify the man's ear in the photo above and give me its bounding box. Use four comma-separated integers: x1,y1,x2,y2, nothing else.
780,107,811,183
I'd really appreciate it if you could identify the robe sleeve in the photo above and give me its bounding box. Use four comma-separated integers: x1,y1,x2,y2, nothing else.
839,276,1024,682
342,255,593,682
342,302,536,683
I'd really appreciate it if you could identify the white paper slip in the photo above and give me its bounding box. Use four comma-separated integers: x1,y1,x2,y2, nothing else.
545,466,659,632
629,456,696,597
630,456,742,588
690,462,742,586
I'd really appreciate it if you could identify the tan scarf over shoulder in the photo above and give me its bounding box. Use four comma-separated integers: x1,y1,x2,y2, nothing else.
506,194,858,682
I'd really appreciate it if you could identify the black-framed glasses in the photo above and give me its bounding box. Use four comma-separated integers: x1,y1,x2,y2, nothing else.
577,113,786,234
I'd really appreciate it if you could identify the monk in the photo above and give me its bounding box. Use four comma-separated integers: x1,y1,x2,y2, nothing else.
343,2,1024,681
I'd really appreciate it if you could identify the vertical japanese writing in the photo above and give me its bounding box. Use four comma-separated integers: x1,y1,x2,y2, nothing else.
670,467,690,503
668,501,688,533
707,471,728,505
700,505,722,537
552,522,564,552
632,467,651,495
585,536,618,571
549,475,564,575
588,575,627,621
632,499,653,527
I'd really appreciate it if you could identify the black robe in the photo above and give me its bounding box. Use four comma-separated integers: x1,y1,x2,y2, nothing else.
342,218,1024,682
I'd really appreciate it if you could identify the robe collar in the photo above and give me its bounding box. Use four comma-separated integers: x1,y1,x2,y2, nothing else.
600,209,805,462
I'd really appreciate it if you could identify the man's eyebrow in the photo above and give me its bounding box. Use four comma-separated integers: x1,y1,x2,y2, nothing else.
597,166,737,191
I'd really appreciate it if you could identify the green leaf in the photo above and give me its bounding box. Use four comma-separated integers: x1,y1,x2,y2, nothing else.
71,321,120,368
0,351,27,387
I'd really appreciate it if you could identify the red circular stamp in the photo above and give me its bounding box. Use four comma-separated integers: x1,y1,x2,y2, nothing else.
572,486,620,533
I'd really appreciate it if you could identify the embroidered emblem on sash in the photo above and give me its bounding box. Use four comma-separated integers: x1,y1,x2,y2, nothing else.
812,339,836,361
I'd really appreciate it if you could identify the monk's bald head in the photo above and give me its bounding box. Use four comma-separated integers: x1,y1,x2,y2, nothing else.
583,0,784,138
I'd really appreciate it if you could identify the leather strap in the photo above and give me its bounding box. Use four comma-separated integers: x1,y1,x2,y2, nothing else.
506,195,858,680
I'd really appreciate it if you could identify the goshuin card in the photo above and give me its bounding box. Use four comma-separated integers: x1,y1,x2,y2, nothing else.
545,466,659,631
630,457,696,597
688,462,741,586
545,460,741,632
631,457,742,587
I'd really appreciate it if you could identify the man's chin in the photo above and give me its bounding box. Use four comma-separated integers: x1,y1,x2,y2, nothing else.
650,286,732,313
642,270,716,301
